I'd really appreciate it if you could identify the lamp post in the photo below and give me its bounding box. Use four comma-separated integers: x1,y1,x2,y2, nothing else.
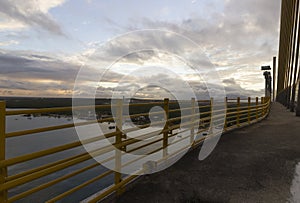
261,66,272,99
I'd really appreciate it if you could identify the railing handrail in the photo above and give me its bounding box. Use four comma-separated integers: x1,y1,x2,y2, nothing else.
0,96,271,203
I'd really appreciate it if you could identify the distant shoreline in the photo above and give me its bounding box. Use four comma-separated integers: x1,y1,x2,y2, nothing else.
0,96,166,108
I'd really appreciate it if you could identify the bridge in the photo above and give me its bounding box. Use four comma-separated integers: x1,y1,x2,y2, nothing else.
1,0,300,202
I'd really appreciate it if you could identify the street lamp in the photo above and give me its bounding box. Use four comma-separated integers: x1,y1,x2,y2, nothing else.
261,66,272,98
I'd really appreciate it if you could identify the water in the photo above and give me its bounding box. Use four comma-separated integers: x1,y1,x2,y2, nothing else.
6,112,114,203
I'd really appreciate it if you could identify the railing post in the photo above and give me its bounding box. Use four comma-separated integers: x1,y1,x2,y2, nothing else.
266,97,270,114
224,97,228,131
273,56,276,102
256,97,259,121
261,97,264,117
163,98,169,157
114,99,123,195
263,97,267,116
190,98,196,145
209,98,214,134
264,97,268,115
248,97,251,124
0,101,7,202
237,97,240,127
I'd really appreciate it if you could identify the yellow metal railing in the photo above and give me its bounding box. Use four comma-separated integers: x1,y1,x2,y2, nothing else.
0,97,271,203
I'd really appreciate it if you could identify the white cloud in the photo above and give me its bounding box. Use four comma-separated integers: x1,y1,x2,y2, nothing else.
0,15,26,31
115,0,280,91
0,0,279,98
33,0,66,13
0,0,66,34
0,40,19,46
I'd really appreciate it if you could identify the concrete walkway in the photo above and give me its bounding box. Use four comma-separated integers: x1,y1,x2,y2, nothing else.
116,103,300,203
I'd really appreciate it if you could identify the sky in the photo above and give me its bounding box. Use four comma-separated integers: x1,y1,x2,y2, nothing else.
0,0,281,99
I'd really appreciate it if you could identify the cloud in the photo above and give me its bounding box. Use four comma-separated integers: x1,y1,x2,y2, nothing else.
223,78,237,86
0,40,19,46
105,0,280,93
135,1,278,57
222,77,264,97
0,49,130,97
0,51,77,80
0,50,79,96
0,0,277,98
0,48,264,98
0,0,66,35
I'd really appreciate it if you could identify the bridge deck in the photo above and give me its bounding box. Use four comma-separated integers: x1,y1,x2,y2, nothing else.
116,102,300,203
